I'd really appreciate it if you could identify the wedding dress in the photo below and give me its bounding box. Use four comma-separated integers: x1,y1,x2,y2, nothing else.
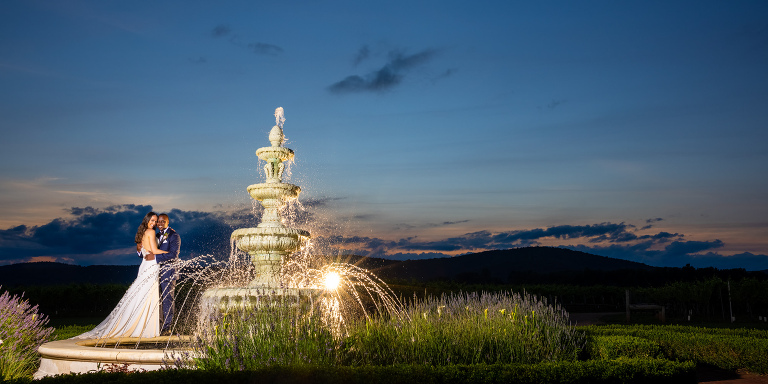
74,248,161,340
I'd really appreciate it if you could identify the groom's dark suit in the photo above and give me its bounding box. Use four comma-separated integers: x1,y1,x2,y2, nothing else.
155,227,180,333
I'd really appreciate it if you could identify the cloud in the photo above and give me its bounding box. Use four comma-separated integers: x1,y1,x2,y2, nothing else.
189,56,207,64
664,239,724,256
247,42,283,56
312,221,767,270
353,45,369,66
641,217,664,230
210,24,283,56
392,219,470,230
211,24,231,38
0,204,258,265
561,238,762,269
538,99,567,111
328,48,438,94
431,68,455,83
3,206,766,270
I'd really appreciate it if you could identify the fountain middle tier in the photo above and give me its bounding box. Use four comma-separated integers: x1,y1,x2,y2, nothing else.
247,182,300,203
231,227,310,256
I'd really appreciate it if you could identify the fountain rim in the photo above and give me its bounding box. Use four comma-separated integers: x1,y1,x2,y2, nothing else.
255,146,294,161
231,227,310,238
38,337,193,364
246,183,301,192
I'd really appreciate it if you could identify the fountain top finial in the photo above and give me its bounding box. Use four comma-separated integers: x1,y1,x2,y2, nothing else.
275,107,285,128
269,107,285,147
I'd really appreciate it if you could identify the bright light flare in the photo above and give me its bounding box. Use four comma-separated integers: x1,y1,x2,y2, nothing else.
323,271,341,291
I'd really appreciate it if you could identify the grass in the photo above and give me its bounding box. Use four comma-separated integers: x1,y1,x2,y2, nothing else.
51,325,95,340
28,290,768,382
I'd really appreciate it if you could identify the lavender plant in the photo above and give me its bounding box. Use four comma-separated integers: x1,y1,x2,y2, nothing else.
193,290,584,369
191,296,341,371
344,291,585,365
0,288,55,380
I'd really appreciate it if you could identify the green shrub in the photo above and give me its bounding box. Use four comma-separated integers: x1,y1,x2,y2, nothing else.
21,359,696,384
587,335,663,360
583,324,768,373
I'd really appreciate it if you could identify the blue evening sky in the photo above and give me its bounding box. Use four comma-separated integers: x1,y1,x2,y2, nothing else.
1,1,767,269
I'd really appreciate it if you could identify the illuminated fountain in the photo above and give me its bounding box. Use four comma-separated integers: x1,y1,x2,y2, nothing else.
199,107,317,311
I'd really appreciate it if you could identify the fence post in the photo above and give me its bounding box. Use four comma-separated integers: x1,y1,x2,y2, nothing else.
625,289,630,323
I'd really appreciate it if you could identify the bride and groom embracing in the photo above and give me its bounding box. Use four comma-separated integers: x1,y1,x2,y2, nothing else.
76,211,181,340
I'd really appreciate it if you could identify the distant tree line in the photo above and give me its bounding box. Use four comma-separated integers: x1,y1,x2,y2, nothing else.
450,264,767,287
3,264,767,322
388,272,768,321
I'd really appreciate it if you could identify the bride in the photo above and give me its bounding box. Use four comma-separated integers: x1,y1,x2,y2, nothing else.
75,212,168,340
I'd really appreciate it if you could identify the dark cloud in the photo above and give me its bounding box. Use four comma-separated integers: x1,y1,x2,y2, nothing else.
301,197,345,208
31,204,150,253
538,99,567,111
431,68,455,84
328,49,438,94
664,239,724,256
211,24,231,38
247,42,283,56
561,239,767,269
0,204,258,265
209,24,282,56
353,45,369,66
313,221,767,270
3,208,766,270
637,231,682,243
392,219,470,230
641,217,664,230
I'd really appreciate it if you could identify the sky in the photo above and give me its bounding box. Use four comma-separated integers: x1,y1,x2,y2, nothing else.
1,0,767,270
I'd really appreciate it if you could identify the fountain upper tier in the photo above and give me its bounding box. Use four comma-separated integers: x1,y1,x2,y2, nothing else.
230,117,311,287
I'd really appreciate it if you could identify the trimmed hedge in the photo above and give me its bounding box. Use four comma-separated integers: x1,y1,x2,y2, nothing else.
583,324,768,374
587,336,663,360
13,359,695,384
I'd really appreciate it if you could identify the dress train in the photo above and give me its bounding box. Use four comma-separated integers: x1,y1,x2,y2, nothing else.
74,248,161,340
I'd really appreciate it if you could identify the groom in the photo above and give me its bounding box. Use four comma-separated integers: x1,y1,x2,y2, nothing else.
153,213,181,336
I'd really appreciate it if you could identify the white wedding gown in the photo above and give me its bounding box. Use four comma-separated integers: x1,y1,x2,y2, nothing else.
74,248,161,340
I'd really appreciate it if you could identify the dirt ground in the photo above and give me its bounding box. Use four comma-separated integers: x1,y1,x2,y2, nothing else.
571,312,768,384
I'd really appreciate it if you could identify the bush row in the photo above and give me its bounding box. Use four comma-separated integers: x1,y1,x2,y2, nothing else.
582,324,768,374
391,277,768,319
12,280,768,321
14,359,696,384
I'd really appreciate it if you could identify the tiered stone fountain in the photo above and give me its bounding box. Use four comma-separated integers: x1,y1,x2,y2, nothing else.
201,107,314,310
35,108,314,378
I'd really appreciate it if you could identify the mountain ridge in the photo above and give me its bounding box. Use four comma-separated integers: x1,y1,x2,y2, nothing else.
0,247,653,287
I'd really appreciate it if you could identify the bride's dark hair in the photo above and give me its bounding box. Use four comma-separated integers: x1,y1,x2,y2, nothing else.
135,211,157,244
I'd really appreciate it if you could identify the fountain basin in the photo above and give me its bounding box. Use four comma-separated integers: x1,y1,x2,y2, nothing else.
256,146,293,162
247,183,301,201
232,227,310,255
35,336,192,379
201,287,322,312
